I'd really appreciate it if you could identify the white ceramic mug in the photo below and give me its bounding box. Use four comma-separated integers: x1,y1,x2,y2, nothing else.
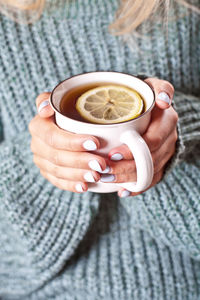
50,71,155,193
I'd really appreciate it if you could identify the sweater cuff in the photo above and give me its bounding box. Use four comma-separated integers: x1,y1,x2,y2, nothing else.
173,92,200,144
164,92,200,176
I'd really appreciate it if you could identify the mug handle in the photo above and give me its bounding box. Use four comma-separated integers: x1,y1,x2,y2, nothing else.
118,130,154,193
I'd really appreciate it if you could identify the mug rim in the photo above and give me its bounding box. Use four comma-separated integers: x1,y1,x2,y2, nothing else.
50,71,155,127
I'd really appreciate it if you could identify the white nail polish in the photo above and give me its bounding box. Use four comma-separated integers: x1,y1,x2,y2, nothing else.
110,153,123,161
83,140,97,151
100,174,115,182
38,100,49,112
158,92,171,104
75,183,84,192
84,172,96,183
88,160,102,172
100,166,111,174
121,190,131,197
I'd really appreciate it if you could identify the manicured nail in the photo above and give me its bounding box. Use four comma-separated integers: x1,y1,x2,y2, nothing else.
158,92,171,104
100,174,116,182
38,100,49,113
100,166,111,174
110,153,123,161
83,140,97,151
88,160,102,172
121,190,131,197
75,183,84,192
83,172,96,183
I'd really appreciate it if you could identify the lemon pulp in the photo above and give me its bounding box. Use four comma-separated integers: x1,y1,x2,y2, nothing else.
76,85,143,124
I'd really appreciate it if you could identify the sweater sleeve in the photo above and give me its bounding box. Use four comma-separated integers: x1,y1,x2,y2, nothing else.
0,127,100,280
120,91,200,259
166,91,200,170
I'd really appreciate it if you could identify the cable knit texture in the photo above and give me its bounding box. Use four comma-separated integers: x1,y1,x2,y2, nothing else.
0,0,200,299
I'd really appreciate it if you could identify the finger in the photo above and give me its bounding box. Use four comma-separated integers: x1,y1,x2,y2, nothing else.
105,125,177,184
108,144,132,161
100,170,136,184
108,106,178,161
29,115,100,152
145,78,174,109
118,169,163,197
100,159,136,183
143,106,178,152
40,170,88,193
105,128,177,183
104,159,135,175
36,92,55,118
31,135,107,171
34,155,100,182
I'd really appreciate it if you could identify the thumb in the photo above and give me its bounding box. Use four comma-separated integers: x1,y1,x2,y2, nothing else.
144,78,174,110
36,92,54,118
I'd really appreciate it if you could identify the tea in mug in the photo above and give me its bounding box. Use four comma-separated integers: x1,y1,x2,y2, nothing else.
60,83,102,122
60,82,145,124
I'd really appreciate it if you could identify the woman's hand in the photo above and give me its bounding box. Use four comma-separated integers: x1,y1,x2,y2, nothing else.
29,93,108,193
104,78,178,197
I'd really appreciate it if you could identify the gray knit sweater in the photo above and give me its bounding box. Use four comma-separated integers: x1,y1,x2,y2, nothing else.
0,0,200,299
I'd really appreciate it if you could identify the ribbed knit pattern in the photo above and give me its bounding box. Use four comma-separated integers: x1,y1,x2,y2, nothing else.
0,0,200,299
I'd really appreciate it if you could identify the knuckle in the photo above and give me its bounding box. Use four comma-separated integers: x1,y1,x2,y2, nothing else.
29,115,41,135
151,135,162,151
167,82,175,94
174,129,178,142
173,111,179,123
35,93,43,105
153,170,163,184
162,80,174,92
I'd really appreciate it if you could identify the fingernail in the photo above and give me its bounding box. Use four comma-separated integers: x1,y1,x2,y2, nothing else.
100,166,111,174
100,174,116,182
38,100,49,113
75,183,84,193
83,140,97,151
84,172,96,183
88,160,102,172
158,92,171,104
121,190,131,197
110,153,123,161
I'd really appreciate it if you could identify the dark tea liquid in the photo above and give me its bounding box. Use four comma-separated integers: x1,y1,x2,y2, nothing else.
60,83,103,122
59,82,146,123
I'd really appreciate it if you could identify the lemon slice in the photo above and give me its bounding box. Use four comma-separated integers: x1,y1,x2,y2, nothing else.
76,85,143,124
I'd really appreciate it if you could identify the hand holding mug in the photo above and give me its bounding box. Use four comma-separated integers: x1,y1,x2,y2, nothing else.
29,74,178,195
107,78,178,197
29,93,107,193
